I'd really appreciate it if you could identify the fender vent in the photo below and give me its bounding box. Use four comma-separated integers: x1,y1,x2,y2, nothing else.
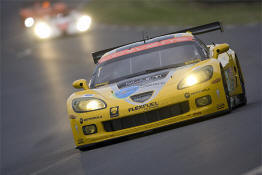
130,91,154,103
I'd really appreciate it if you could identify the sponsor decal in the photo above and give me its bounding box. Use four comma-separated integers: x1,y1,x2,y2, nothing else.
128,102,159,112
84,116,102,121
83,94,94,97
110,70,173,106
216,103,225,110
142,82,166,88
114,86,139,99
99,36,194,63
117,72,168,89
110,106,119,118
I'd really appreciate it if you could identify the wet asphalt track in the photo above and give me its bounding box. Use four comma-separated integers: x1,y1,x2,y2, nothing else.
1,1,262,175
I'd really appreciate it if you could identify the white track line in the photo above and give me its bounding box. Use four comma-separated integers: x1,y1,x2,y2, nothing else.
243,165,262,175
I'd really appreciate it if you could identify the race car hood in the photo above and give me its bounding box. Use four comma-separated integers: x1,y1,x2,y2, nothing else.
103,66,188,105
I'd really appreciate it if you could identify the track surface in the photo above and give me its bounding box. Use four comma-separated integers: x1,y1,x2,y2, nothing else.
1,2,261,175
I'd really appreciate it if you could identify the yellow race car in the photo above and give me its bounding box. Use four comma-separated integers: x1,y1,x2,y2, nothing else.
67,22,247,150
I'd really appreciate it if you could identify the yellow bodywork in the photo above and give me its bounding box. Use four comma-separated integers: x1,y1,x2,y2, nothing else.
67,50,244,148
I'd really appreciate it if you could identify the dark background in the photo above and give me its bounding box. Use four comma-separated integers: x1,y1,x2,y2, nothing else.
1,1,261,175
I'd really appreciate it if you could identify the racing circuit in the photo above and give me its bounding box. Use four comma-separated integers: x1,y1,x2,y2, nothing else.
1,1,261,175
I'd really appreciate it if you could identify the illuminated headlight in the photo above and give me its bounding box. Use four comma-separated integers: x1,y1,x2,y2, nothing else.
24,17,34,28
72,97,106,112
178,65,213,89
34,22,51,39
76,15,91,32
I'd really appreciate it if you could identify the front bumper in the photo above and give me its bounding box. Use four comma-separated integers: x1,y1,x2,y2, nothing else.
71,77,229,148
76,109,229,150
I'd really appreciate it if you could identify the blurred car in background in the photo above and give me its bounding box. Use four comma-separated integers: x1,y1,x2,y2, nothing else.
20,1,92,39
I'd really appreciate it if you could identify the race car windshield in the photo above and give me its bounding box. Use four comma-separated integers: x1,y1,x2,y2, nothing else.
91,41,204,88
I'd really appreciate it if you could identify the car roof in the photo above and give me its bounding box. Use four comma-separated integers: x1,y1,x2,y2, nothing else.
98,33,195,64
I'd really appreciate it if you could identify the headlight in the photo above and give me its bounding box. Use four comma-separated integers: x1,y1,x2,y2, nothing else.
76,15,91,32
34,22,51,39
178,65,213,89
24,17,34,28
72,97,106,112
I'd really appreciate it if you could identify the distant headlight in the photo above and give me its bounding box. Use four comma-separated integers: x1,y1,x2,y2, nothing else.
34,22,51,39
24,17,34,28
72,97,106,112
178,65,213,89
76,15,91,32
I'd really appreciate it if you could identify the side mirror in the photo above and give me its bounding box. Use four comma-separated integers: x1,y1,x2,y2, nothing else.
213,43,229,58
72,79,89,90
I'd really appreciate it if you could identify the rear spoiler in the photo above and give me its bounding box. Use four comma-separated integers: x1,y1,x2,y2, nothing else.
92,21,223,64
92,47,119,65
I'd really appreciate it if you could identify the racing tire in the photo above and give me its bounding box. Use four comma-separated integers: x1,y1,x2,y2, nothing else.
235,55,247,106
220,64,232,112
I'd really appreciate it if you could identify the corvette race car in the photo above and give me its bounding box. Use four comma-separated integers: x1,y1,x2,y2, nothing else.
67,22,247,150
20,1,92,39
